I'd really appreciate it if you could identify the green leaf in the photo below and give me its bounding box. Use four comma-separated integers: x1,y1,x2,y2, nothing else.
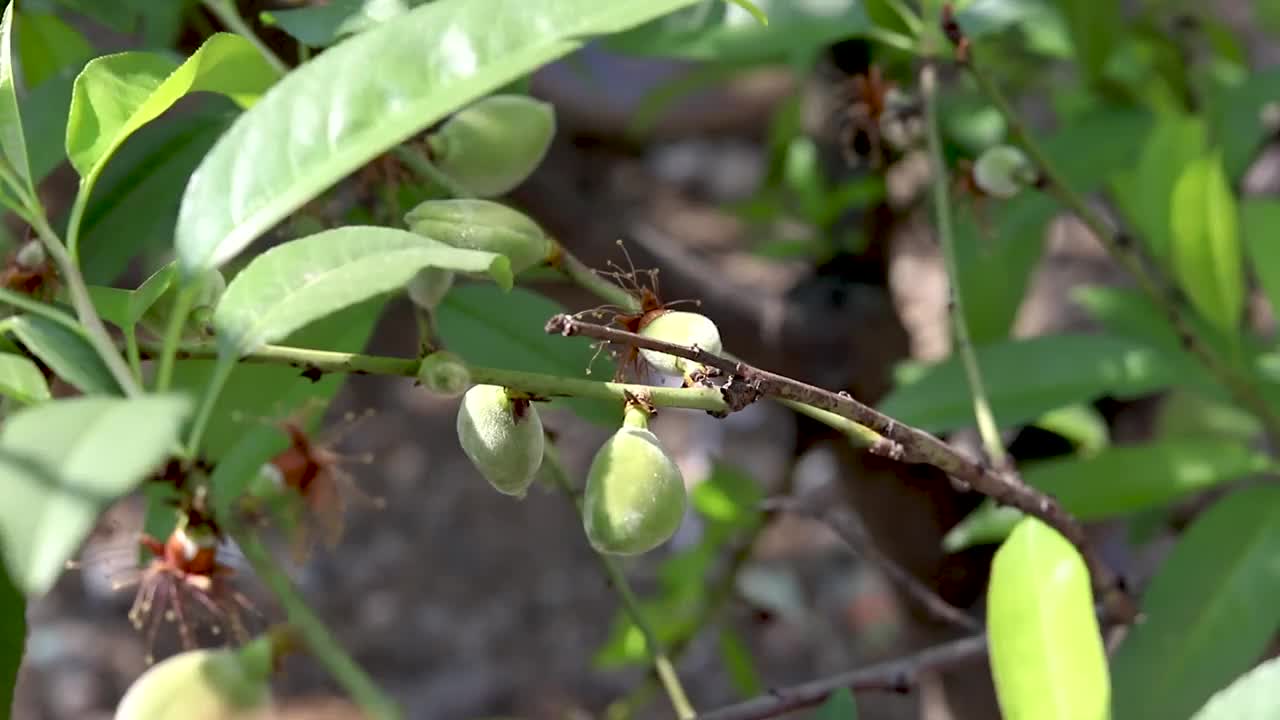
84,285,131,327
718,628,763,698
174,0,709,276
1053,0,1121,95
78,109,228,284
1030,404,1108,456
5,314,120,395
1108,114,1206,267
1241,201,1280,324
1190,655,1280,720
954,195,1055,343
690,462,762,531
1040,106,1151,190
435,284,618,427
987,517,1108,720
604,0,873,63
1155,389,1262,445
1208,66,1280,181
945,439,1271,550
0,562,22,717
0,2,31,194
213,226,511,358
65,33,277,180
880,333,1175,434
15,9,92,88
952,0,1050,39
21,63,75,185
0,393,191,595
1112,485,1280,720
0,352,50,405
261,0,414,47
813,688,859,720
1170,150,1244,342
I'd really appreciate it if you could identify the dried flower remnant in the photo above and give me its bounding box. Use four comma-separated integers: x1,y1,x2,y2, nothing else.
244,406,383,564
1,238,58,301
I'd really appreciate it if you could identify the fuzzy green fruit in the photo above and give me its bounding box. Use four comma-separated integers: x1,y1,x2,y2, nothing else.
973,145,1036,199
638,311,722,376
404,199,552,275
405,267,455,310
583,408,687,555
456,384,545,497
114,632,282,720
418,351,471,397
428,94,556,197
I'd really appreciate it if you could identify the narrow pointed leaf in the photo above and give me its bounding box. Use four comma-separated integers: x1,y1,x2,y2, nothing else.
1112,486,1280,720
988,517,1108,720
174,0,709,276
1242,201,1280,323
1108,113,1205,266
5,314,120,395
1191,655,1280,720
0,394,191,595
0,352,49,405
0,2,32,193
1170,150,1244,341
213,226,511,357
880,333,1175,433
65,33,277,180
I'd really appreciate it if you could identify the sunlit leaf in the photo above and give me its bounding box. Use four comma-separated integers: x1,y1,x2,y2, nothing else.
0,352,49,405
0,394,191,595
1108,114,1206,266
1030,404,1108,456
988,518,1108,720
214,226,511,358
1112,485,1280,720
1190,654,1280,720
175,0,711,276
1170,150,1244,342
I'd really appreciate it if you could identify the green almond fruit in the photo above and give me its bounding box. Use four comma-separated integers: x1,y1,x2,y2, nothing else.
583,407,687,555
638,311,722,376
973,144,1036,199
456,384,545,497
114,629,288,720
405,198,552,275
418,350,472,398
428,94,556,197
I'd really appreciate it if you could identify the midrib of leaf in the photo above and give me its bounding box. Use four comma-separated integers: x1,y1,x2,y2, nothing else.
1132,500,1280,710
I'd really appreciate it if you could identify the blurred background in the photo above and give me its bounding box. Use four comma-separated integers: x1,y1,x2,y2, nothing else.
10,1,1280,718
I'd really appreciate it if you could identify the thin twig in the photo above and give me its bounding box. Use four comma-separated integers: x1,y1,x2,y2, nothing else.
544,313,1136,623
761,496,980,631
694,634,988,720
941,5,1280,447
921,62,1006,468
541,441,697,719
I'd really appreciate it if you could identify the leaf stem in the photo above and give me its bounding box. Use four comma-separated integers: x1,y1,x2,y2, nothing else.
26,214,141,396
153,284,196,392
541,442,697,720
227,518,402,720
921,63,1005,467
393,145,473,198
201,0,289,75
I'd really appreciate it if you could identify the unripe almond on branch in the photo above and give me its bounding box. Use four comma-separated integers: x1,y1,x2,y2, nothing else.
582,405,687,555
405,267,455,311
427,94,556,197
114,627,294,720
418,350,471,398
404,199,553,275
638,311,722,377
456,384,545,497
972,145,1037,199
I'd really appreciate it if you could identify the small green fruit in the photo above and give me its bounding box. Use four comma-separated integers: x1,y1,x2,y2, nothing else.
404,198,552,274
973,145,1036,199
114,630,286,720
638,311,722,376
418,351,471,397
427,94,556,197
405,267,455,310
456,384,545,497
583,407,687,555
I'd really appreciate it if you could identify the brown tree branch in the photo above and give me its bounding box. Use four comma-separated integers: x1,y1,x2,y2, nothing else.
761,496,980,632
544,313,1136,624
694,634,989,720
